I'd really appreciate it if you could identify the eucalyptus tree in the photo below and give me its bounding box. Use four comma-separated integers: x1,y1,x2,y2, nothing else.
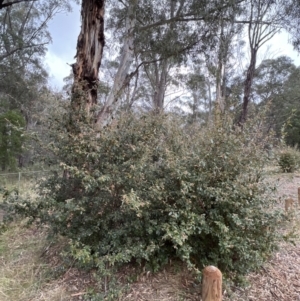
238,0,289,124
90,0,249,127
184,70,209,123
203,20,243,117
94,0,139,127
252,56,296,104
0,0,75,168
283,0,300,52
69,0,105,131
252,57,300,142
0,0,72,121
0,0,71,63
0,110,25,170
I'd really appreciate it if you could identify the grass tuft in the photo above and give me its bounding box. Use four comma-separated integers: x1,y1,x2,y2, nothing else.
0,222,68,301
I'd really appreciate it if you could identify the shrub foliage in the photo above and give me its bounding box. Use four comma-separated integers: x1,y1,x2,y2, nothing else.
278,147,300,172
7,112,282,278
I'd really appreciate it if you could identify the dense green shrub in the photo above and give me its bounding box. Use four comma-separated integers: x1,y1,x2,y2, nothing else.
278,152,296,172
278,147,299,172
284,109,300,148
7,112,283,279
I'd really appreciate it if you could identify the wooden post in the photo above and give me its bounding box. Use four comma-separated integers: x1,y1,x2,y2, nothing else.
298,187,300,206
202,266,222,301
285,198,294,212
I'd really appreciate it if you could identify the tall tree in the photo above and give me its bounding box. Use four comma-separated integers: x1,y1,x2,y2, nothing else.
70,0,105,131
253,57,300,143
238,0,286,124
92,0,248,125
70,0,105,130
0,0,62,123
96,0,137,127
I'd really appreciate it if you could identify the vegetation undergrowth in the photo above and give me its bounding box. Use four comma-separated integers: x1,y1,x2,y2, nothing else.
5,112,285,283
0,221,68,301
277,146,300,173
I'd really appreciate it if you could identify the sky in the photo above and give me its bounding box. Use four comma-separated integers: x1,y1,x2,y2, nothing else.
45,4,300,89
45,4,81,89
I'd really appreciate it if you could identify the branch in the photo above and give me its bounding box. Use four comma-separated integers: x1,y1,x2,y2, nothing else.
0,42,48,61
0,0,38,9
139,0,247,31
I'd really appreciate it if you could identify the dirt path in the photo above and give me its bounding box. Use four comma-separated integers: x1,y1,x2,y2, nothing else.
223,172,300,301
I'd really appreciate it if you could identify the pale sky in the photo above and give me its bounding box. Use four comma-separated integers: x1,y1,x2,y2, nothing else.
45,5,300,89
46,3,80,89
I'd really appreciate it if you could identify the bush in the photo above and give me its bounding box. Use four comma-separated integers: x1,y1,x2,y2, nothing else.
6,112,283,279
278,148,299,172
284,109,300,148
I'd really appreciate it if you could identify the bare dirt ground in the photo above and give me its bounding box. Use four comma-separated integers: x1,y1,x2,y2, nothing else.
222,172,300,301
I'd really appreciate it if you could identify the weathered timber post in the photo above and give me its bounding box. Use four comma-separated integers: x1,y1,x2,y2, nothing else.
298,187,300,206
202,266,222,301
285,198,294,212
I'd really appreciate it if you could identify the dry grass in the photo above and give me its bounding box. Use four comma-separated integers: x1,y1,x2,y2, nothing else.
0,222,68,301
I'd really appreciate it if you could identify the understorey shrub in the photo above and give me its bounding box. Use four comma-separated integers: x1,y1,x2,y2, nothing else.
7,111,283,279
278,146,299,173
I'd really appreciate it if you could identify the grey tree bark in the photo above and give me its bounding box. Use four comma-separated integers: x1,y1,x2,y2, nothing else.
96,0,137,128
239,0,282,124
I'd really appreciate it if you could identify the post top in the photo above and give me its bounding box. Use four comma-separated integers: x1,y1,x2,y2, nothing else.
203,265,222,278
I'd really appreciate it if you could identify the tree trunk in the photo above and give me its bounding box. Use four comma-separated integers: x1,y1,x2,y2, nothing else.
96,0,137,128
215,60,225,114
70,0,105,126
152,59,168,112
207,80,212,124
239,48,257,125
215,23,226,115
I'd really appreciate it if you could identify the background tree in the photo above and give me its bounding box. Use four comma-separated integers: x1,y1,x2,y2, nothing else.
239,0,287,124
0,0,72,168
0,110,25,170
252,56,300,146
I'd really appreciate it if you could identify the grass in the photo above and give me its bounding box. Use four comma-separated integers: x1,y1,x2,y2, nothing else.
0,222,68,301
0,221,203,301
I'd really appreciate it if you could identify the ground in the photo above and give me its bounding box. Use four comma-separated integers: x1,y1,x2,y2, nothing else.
0,171,300,301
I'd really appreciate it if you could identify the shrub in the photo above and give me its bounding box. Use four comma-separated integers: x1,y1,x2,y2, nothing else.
6,112,283,279
278,148,299,172
284,109,300,148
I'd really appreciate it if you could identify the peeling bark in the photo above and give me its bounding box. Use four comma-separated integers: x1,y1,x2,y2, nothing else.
71,0,105,121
